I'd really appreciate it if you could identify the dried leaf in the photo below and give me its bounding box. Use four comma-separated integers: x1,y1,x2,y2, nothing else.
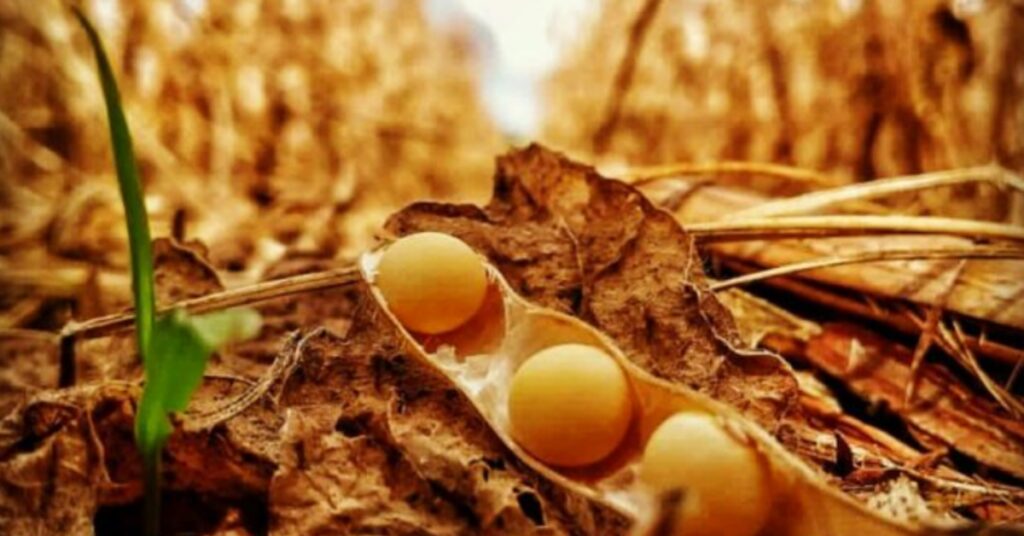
269,325,628,534
0,290,631,534
152,238,224,304
724,294,1024,519
0,334,57,415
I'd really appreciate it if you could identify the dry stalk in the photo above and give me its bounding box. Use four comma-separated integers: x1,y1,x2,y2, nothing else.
56,266,358,387
904,261,965,405
709,246,1024,291
730,165,1024,219
954,321,1024,418
719,258,1024,367
0,109,65,172
622,161,842,188
0,267,131,299
62,267,358,340
0,328,59,342
925,317,1024,418
591,0,664,155
688,215,1024,244
904,302,943,406
0,298,45,330
1008,358,1024,392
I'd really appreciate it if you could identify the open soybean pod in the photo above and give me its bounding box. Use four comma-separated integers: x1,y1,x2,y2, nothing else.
359,232,934,536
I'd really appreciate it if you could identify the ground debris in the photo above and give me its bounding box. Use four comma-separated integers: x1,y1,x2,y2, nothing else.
0,145,1022,533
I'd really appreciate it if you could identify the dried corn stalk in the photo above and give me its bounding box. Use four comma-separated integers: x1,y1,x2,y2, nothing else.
543,0,1024,219
0,0,501,327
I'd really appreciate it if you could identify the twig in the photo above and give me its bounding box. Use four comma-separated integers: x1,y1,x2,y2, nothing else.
904,303,943,407
946,320,1024,418
61,267,358,341
709,246,1024,291
916,313,1024,418
730,165,1024,219
591,0,663,154
1007,358,1024,392
0,328,59,342
904,261,965,405
0,297,46,329
202,373,257,387
184,330,307,430
624,161,840,188
656,178,715,212
56,267,359,389
0,109,66,172
687,215,1024,244
720,259,1024,367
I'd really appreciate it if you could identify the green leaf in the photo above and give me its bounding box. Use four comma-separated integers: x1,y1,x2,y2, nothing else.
73,10,263,534
135,308,262,450
134,308,262,452
133,308,260,535
72,7,155,357
187,307,263,357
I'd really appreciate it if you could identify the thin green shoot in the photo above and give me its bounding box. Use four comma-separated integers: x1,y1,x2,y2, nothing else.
135,309,261,535
72,7,154,356
73,9,262,535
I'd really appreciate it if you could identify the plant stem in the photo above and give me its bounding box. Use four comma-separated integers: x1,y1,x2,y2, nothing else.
144,449,161,536
72,7,155,358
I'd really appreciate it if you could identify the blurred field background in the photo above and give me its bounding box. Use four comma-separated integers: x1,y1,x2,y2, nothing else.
1,0,1022,330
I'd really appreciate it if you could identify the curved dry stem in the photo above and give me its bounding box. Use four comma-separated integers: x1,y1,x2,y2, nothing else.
904,262,965,406
0,328,59,342
183,330,308,431
730,166,1024,219
687,215,1024,244
62,266,358,339
709,246,1024,291
621,161,841,188
0,109,66,172
940,320,1024,418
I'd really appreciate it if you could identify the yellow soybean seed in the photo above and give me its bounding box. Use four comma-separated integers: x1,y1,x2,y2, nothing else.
376,232,488,334
640,413,771,536
508,344,633,467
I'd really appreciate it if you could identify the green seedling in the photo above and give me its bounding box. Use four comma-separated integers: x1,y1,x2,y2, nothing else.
135,308,260,535
73,7,154,354
74,9,261,535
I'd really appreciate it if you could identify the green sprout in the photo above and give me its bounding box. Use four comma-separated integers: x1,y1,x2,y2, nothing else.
74,9,260,535
73,7,154,355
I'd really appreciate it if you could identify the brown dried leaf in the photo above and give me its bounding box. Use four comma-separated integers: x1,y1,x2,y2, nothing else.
269,321,628,534
0,335,57,415
152,237,224,304
0,385,130,534
0,289,630,534
6,145,1020,533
